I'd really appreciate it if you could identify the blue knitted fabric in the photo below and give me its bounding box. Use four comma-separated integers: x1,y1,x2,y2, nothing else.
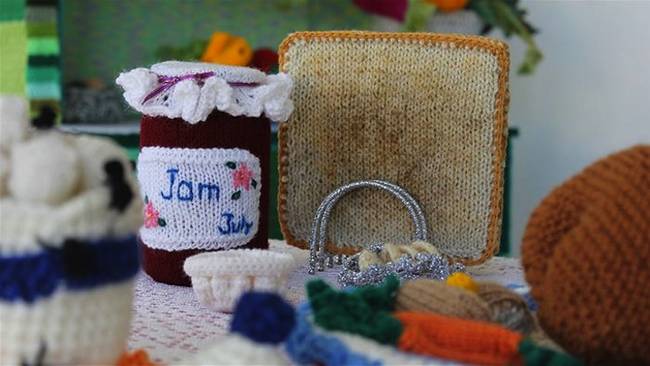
285,302,437,366
230,292,295,344
0,235,140,303
285,303,379,366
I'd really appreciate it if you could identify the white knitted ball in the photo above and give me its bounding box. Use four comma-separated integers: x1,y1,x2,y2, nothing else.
9,132,81,205
0,95,29,151
74,135,132,190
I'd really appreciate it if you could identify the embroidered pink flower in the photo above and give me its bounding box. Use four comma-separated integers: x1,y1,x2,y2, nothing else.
143,196,166,228
144,201,159,228
232,164,254,191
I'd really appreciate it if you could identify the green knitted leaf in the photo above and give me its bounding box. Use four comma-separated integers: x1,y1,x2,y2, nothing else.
518,338,583,366
231,191,241,200
157,218,166,227
226,161,237,169
306,276,402,345
251,179,258,189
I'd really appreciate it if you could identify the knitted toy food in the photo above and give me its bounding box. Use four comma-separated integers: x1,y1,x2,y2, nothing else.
201,32,253,66
0,96,142,365
277,32,509,264
116,61,293,285
522,145,650,365
395,279,492,322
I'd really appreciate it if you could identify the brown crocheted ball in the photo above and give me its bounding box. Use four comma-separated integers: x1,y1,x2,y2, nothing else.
522,145,650,365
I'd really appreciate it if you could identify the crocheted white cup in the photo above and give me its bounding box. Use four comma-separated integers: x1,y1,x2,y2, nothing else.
183,249,295,312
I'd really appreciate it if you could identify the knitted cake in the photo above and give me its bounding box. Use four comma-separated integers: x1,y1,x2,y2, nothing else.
0,96,142,365
117,61,293,285
277,31,509,263
522,145,650,364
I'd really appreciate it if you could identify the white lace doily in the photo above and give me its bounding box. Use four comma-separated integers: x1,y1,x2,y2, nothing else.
128,240,527,363
116,61,294,124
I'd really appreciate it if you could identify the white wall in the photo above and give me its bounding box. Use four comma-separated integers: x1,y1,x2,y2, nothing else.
502,1,650,255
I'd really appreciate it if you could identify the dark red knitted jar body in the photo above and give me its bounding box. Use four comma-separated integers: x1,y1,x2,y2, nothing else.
139,111,270,286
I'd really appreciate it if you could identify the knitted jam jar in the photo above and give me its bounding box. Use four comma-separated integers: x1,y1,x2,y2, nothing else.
117,61,293,285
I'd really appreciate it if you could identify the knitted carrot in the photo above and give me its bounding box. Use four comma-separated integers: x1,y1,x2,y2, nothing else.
116,349,158,366
396,311,524,366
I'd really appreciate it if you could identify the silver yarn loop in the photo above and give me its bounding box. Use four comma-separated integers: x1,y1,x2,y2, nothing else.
308,180,428,274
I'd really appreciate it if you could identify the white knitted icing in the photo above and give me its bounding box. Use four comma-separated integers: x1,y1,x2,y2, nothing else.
0,130,143,255
115,61,294,123
0,281,134,365
0,186,143,255
183,249,295,312
137,147,261,251
177,334,289,365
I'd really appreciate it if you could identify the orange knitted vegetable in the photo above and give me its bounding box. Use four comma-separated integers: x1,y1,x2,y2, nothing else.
201,32,253,66
116,349,158,366
396,311,524,366
426,0,468,12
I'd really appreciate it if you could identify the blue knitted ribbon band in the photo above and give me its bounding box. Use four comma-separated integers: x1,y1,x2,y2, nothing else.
285,303,373,366
0,235,140,303
285,302,439,366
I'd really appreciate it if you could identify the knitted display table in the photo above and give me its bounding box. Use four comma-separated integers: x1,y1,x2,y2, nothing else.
127,240,526,364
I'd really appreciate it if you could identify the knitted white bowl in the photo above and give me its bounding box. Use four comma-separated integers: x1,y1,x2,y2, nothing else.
183,249,295,312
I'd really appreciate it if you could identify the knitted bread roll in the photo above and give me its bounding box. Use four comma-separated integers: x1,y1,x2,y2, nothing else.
522,145,650,365
395,279,491,321
359,241,441,270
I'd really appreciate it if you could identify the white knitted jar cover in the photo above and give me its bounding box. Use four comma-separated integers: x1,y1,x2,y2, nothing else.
137,147,261,251
0,281,134,365
115,61,294,123
183,249,295,312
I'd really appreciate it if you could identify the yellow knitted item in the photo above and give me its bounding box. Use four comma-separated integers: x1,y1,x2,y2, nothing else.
446,273,479,293
277,31,509,264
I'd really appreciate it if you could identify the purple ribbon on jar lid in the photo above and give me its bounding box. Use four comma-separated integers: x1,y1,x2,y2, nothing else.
142,71,259,104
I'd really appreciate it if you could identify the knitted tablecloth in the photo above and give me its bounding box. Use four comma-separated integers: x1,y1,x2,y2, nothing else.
128,240,526,364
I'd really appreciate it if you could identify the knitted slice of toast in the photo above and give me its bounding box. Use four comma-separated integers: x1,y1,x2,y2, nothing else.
278,31,509,264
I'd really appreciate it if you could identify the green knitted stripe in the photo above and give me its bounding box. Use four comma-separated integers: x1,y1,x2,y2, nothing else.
28,54,59,67
27,81,60,99
0,0,26,22
26,66,59,82
26,5,56,23
27,36,59,55
0,21,27,95
26,22,56,37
